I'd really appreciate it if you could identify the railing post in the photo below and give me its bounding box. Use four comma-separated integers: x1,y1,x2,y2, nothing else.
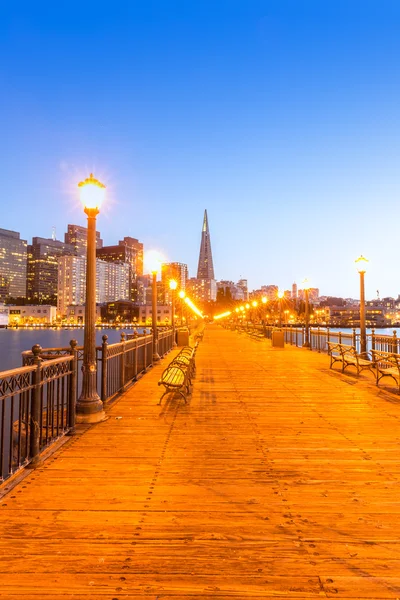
120,332,126,391
371,328,375,352
327,327,330,344
134,336,138,379
143,329,148,370
68,339,78,435
29,344,42,467
352,328,357,351
339,331,342,344
393,330,397,354
317,327,321,353
101,335,108,402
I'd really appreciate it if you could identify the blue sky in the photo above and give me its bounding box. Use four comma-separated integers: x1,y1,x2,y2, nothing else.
1,1,400,299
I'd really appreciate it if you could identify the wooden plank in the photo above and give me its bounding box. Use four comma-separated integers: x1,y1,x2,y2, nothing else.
2,325,400,597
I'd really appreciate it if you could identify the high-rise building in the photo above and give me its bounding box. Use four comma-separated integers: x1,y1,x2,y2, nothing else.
27,237,75,304
237,279,248,301
261,285,279,300
193,210,216,302
292,282,298,299
161,262,188,302
96,237,143,301
216,280,245,301
64,224,103,255
0,229,27,299
197,210,215,279
187,277,217,304
57,255,130,316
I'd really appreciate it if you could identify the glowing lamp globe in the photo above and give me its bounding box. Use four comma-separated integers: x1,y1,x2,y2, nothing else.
169,279,178,291
355,255,368,274
178,290,186,299
145,250,163,274
78,173,106,211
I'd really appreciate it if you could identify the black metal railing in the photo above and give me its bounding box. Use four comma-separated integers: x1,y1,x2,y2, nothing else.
234,323,399,354
1,327,175,483
0,345,76,482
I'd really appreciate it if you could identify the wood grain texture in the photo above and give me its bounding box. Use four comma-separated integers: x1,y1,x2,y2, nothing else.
1,325,400,598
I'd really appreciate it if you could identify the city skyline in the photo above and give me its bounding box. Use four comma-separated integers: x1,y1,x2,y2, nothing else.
2,2,400,299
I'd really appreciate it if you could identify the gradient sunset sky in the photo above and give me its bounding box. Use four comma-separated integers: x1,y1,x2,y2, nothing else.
1,1,400,299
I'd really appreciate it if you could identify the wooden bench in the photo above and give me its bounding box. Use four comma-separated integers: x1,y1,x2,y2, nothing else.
327,342,374,376
372,350,400,393
158,364,191,404
157,343,199,405
194,330,204,342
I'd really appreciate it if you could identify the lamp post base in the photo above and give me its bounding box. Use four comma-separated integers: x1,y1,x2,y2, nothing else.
303,341,311,348
152,352,161,363
76,409,106,424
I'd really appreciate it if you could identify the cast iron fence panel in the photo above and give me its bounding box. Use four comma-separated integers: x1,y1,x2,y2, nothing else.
0,355,75,483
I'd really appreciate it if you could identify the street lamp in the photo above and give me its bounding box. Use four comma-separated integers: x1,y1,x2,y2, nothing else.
355,255,368,356
169,279,177,347
76,174,106,424
277,290,284,327
178,290,186,326
146,252,163,363
302,278,311,348
252,300,258,323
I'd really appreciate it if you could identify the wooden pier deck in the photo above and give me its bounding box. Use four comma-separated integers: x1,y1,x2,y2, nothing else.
2,324,400,598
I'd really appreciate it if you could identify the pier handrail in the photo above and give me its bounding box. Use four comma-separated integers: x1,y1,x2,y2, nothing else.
0,327,175,484
234,324,398,355
0,347,76,483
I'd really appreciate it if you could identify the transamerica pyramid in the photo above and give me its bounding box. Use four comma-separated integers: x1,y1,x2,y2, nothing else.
197,209,215,279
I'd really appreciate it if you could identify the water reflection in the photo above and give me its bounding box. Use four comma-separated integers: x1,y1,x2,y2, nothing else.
0,328,144,371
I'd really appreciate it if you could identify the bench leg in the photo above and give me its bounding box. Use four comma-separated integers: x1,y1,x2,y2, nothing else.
157,389,170,406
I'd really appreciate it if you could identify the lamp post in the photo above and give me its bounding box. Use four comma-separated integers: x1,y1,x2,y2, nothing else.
251,300,258,324
145,251,163,363
169,279,177,347
302,278,311,348
179,290,186,326
277,290,284,327
261,296,267,334
355,255,368,356
76,174,106,424
151,269,161,363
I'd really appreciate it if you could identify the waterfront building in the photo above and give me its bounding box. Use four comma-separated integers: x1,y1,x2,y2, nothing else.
138,304,172,325
57,255,130,317
328,305,389,328
100,301,139,324
65,304,101,325
64,224,103,255
8,305,57,326
292,282,297,299
96,237,143,302
0,229,27,300
27,237,75,305
0,304,8,327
